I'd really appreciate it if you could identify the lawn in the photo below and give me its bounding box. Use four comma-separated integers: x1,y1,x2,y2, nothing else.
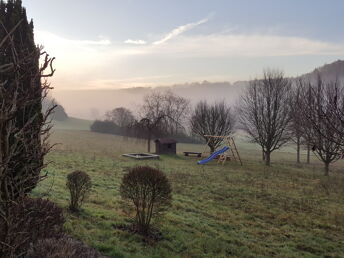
52,117,93,131
32,129,344,257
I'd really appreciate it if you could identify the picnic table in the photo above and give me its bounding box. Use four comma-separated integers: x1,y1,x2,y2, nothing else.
183,151,202,157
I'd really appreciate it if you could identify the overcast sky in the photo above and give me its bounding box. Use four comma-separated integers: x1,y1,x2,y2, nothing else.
22,0,344,90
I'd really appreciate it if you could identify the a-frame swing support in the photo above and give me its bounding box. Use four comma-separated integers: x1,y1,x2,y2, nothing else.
202,135,243,166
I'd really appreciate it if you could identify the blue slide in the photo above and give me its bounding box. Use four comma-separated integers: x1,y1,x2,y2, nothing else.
197,146,230,165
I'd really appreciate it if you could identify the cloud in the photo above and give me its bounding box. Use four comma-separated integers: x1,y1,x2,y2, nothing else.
152,17,209,45
86,75,173,89
122,15,212,46
124,39,147,45
149,33,344,57
36,31,111,47
34,29,344,91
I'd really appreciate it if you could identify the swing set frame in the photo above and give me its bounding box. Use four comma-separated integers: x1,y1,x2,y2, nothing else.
202,135,243,165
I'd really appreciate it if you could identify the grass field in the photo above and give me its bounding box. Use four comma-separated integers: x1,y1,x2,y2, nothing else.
52,117,93,131
32,129,344,257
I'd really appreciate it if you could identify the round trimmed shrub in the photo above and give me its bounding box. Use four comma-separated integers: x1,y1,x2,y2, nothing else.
120,166,172,235
66,170,92,212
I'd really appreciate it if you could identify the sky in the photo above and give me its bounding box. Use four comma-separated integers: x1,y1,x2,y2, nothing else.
22,0,344,90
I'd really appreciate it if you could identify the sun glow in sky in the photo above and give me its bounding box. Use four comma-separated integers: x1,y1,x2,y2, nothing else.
23,0,344,90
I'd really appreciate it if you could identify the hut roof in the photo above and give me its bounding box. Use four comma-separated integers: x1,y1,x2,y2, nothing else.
154,138,177,144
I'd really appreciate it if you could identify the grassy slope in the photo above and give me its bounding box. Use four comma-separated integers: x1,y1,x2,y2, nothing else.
52,117,93,131
32,130,344,258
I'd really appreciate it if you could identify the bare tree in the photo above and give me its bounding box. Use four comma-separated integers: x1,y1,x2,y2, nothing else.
163,91,190,135
135,116,166,153
140,91,190,134
136,91,189,152
303,76,344,149
290,80,315,164
298,76,344,175
298,79,314,164
289,83,304,163
190,100,235,153
138,91,169,152
105,107,135,128
238,70,292,166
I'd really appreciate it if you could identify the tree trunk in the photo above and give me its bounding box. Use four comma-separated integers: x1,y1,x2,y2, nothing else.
296,136,300,163
147,133,151,153
265,151,271,166
0,203,11,256
209,145,215,153
324,162,330,176
262,148,265,161
306,143,310,164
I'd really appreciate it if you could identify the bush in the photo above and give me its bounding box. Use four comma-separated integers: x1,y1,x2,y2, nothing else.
27,235,105,258
66,170,92,212
120,166,172,235
0,197,65,257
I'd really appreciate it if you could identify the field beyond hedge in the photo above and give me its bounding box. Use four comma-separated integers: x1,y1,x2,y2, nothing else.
32,129,344,257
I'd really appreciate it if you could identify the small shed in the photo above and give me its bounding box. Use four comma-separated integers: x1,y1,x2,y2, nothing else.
154,138,177,155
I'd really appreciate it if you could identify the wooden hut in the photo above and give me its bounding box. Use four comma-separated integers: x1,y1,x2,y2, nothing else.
154,138,177,155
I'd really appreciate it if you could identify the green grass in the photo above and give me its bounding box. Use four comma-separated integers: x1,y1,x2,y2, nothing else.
52,117,93,131
32,129,344,257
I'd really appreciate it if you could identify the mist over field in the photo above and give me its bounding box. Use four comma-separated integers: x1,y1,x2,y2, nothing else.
53,60,344,119
53,81,246,119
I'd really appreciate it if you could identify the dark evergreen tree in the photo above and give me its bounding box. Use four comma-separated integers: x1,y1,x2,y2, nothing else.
0,0,51,198
0,1,55,255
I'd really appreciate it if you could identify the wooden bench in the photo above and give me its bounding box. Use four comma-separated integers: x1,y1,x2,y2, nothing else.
183,151,202,157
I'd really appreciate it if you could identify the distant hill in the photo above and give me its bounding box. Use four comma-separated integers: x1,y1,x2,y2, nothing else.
52,60,344,120
51,104,68,121
43,97,68,121
299,59,344,83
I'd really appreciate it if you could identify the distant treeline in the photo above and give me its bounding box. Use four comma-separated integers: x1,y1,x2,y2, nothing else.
90,120,121,135
90,119,201,144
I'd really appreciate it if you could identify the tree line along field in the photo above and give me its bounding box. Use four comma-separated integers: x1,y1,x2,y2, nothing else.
31,128,344,258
